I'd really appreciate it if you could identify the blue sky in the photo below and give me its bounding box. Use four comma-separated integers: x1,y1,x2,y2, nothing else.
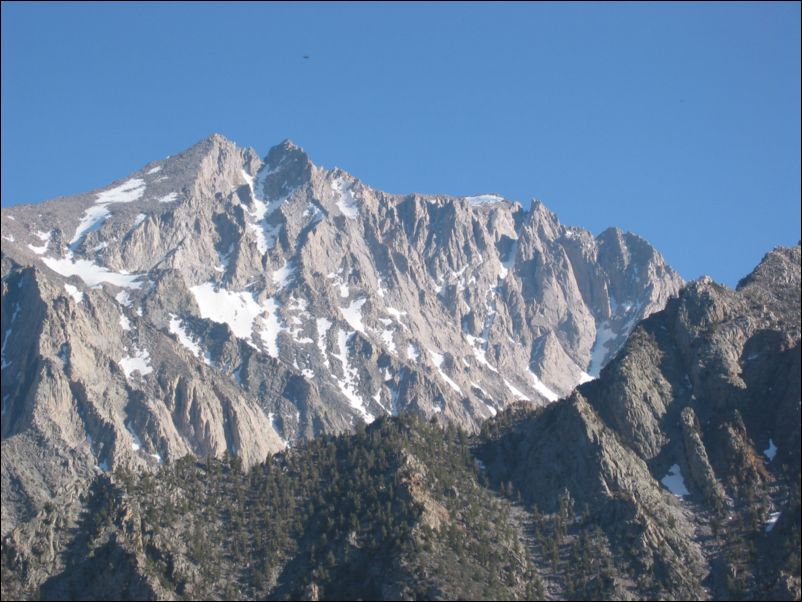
2,2,799,287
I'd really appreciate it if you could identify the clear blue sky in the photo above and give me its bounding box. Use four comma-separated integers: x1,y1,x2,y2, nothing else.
2,2,799,287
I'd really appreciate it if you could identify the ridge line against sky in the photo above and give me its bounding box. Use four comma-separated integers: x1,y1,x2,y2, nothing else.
2,2,800,288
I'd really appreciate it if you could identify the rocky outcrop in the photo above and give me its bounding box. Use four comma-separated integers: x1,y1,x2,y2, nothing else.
479,244,801,599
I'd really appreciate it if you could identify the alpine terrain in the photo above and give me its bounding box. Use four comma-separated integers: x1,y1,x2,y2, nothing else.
0,134,682,537
1,240,799,600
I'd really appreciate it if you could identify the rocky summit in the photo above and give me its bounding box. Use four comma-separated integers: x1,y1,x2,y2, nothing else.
0,134,683,536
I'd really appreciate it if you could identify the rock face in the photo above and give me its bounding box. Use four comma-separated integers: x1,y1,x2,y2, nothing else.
481,244,801,599
0,245,798,601
1,134,682,534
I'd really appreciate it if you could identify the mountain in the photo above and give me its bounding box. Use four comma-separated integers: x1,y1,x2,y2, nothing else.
1,134,682,534
1,245,798,600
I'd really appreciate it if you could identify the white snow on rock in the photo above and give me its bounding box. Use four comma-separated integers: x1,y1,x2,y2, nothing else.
70,205,110,249
407,342,420,362
63,284,84,304
146,166,162,175
588,320,617,377
133,213,147,227
529,369,559,402
466,194,504,205
428,349,463,394
465,333,497,372
259,297,284,358
242,169,283,254
504,378,530,401
27,230,52,254
70,178,146,248
168,313,210,363
339,297,367,333
578,371,595,385
380,328,397,355
661,464,690,497
331,328,374,423
126,421,144,451
119,312,132,331
115,291,132,307
272,260,296,290
332,176,359,219
763,438,777,461
385,306,409,330
765,511,781,532
316,317,333,368
157,192,179,204
119,347,153,379
96,178,147,205
43,253,143,289
190,283,263,343
500,239,518,279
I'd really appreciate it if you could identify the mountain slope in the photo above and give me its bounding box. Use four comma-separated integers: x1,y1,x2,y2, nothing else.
479,244,801,599
1,246,798,600
1,134,682,534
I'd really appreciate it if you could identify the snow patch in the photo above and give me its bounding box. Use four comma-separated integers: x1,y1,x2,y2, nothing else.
190,283,263,343
96,178,147,205
588,320,617,377
316,318,333,368
157,192,179,204
529,369,559,402
70,178,146,248
43,253,144,289
242,169,283,254
504,379,530,401
499,239,518,279
168,314,210,364
64,284,84,303
214,243,234,273
763,439,777,461
407,342,420,362
428,349,463,394
339,297,367,333
331,328,374,423
465,333,498,372
119,312,132,331
146,166,162,174
126,422,144,451
115,291,132,307
332,176,359,219
466,194,504,205
119,347,153,379
27,230,52,254
132,213,147,227
272,260,296,290
765,512,781,532
259,297,284,358
380,328,397,355
661,464,690,497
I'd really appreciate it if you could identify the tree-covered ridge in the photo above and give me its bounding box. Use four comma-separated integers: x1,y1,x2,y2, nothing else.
2,414,542,601
2,400,800,601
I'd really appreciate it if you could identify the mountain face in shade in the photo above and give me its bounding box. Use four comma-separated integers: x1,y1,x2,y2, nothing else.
0,134,682,534
1,246,798,601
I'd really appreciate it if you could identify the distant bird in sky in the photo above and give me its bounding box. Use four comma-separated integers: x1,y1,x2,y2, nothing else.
303,55,310,59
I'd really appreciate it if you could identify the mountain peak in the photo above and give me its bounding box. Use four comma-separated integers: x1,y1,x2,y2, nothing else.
262,138,313,187
265,138,309,164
